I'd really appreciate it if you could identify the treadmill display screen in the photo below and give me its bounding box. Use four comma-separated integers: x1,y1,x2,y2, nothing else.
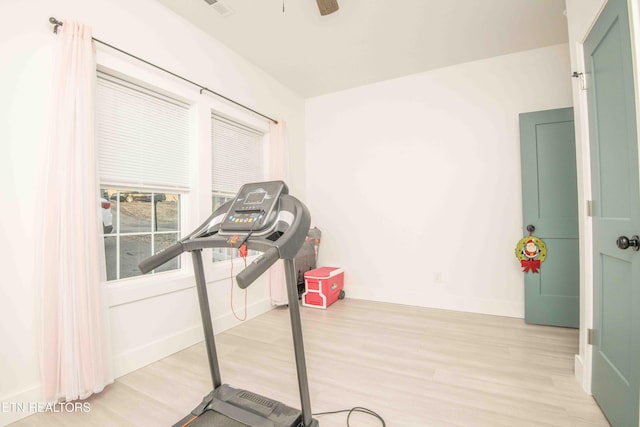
220,181,287,233
244,191,266,205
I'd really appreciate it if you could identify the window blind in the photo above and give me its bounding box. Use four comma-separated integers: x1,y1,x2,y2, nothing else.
96,73,191,189
212,115,265,194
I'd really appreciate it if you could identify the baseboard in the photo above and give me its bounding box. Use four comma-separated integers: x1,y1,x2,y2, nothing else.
112,296,273,378
346,288,524,319
0,385,42,426
574,354,585,392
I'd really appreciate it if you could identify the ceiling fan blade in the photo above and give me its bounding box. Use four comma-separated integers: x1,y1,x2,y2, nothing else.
316,0,339,15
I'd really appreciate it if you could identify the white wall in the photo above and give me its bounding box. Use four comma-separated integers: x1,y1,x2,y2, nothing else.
0,0,305,425
305,44,572,317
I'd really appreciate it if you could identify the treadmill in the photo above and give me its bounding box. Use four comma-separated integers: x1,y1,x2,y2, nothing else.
139,181,319,427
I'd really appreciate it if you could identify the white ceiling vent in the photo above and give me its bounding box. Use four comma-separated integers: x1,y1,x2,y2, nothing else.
203,0,234,17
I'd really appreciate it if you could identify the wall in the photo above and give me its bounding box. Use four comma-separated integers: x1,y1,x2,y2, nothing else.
0,0,305,425
305,44,572,317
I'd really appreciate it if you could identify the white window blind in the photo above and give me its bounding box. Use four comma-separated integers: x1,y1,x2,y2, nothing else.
96,73,191,189
212,115,265,194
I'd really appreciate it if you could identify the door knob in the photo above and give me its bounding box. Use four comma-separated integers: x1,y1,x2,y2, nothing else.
616,235,640,251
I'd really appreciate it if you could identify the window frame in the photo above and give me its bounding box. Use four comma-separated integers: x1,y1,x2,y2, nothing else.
96,68,192,286
96,58,199,305
96,51,271,306
209,112,268,268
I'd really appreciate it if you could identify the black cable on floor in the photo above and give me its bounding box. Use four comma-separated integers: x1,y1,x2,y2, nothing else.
313,406,386,426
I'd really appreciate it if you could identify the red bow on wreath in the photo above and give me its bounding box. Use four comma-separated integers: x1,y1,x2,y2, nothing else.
520,259,541,273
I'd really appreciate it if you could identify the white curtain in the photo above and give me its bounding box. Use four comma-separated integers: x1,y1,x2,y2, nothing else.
40,21,112,402
268,119,290,305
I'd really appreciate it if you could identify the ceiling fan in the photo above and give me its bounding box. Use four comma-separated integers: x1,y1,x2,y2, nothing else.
205,0,338,16
316,0,339,15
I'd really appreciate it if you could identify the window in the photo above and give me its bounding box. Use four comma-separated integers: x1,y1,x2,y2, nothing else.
96,72,190,280
101,190,180,280
211,114,265,262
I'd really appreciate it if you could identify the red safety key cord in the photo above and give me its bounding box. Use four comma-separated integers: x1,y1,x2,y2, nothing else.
229,238,248,321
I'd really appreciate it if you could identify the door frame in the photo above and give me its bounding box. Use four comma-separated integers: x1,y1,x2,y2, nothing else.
567,0,640,398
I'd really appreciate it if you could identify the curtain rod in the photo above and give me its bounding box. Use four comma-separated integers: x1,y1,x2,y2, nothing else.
48,17,278,124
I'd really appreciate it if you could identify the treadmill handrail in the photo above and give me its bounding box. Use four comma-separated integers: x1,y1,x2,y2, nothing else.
235,247,280,289
138,194,310,276
138,241,184,274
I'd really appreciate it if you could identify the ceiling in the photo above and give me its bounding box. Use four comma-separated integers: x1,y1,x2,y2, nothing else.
156,0,569,98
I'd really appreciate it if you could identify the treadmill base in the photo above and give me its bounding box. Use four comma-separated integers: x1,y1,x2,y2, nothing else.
173,384,318,427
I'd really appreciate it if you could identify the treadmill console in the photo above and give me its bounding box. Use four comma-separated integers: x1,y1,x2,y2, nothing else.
219,181,287,233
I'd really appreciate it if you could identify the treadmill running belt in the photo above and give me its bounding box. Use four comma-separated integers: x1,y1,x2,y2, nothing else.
180,410,249,426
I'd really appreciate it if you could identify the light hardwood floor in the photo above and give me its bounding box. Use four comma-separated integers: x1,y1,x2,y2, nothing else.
11,299,610,427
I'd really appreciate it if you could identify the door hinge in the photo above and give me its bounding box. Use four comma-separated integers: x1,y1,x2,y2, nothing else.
572,71,587,90
588,328,595,345
587,200,593,217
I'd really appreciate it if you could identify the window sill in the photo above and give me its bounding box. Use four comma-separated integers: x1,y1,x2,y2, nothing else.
106,270,195,308
105,253,262,307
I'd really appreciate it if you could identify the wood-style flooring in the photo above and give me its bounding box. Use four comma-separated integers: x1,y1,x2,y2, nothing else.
10,298,610,426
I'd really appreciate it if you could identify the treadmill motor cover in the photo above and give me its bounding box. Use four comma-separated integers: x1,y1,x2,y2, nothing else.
174,384,303,427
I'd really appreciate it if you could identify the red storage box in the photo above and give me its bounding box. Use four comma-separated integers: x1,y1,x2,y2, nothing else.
302,267,344,309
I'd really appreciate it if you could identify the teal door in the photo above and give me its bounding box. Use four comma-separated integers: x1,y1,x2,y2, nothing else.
585,0,640,425
519,108,579,328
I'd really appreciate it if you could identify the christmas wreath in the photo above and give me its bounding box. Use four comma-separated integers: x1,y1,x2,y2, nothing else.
515,234,547,273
